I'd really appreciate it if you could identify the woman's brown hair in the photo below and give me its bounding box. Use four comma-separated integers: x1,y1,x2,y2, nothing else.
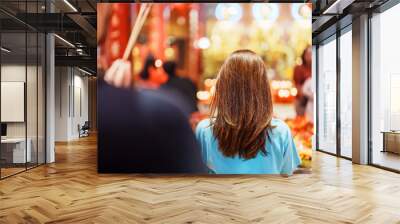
210,49,273,160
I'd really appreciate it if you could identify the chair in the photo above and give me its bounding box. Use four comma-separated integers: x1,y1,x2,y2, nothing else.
79,121,90,138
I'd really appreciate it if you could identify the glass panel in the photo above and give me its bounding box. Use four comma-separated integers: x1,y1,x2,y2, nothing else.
371,4,400,171
0,1,46,178
26,0,39,169
339,29,352,158
1,32,27,177
317,37,337,154
27,31,38,169
0,0,28,177
38,32,45,165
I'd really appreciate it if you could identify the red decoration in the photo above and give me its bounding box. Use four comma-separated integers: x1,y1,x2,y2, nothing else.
148,4,165,60
104,3,131,67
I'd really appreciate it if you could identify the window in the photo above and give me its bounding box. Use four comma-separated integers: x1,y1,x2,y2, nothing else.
370,3,400,171
339,28,352,158
317,36,337,154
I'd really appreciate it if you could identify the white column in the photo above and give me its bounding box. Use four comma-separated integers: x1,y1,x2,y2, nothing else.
352,14,369,164
46,32,55,163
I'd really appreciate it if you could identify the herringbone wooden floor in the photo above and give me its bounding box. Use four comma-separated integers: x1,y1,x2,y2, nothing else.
1,135,400,224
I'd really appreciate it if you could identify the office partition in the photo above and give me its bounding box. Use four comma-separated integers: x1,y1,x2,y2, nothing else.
0,0,47,179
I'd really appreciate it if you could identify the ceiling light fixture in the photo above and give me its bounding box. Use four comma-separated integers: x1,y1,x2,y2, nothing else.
54,34,75,48
322,0,354,15
323,0,342,14
1,47,11,53
78,67,93,76
63,0,78,12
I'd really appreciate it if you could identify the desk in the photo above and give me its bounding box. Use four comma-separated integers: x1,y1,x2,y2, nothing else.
382,131,400,154
1,138,31,163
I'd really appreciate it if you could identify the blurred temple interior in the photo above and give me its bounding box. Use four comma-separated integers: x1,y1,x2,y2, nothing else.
98,3,313,167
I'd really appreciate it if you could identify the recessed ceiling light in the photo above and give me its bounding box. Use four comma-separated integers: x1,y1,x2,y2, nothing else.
78,67,93,76
54,34,75,48
63,0,78,12
1,47,11,53
322,0,353,15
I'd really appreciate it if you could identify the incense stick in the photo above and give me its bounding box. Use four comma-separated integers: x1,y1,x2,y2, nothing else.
122,3,152,60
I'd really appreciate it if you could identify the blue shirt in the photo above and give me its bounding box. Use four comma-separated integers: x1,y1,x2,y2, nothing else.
195,118,301,174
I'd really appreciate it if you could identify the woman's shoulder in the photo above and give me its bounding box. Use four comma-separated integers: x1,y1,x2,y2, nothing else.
196,119,212,133
195,119,214,144
270,118,291,136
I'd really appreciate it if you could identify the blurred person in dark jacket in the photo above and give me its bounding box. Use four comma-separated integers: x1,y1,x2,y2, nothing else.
293,46,312,116
136,55,168,89
97,4,206,173
161,61,198,114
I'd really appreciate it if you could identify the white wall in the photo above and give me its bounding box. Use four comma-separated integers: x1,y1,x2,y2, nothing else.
55,66,70,141
1,65,26,142
71,73,89,138
55,67,89,141
1,65,25,130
